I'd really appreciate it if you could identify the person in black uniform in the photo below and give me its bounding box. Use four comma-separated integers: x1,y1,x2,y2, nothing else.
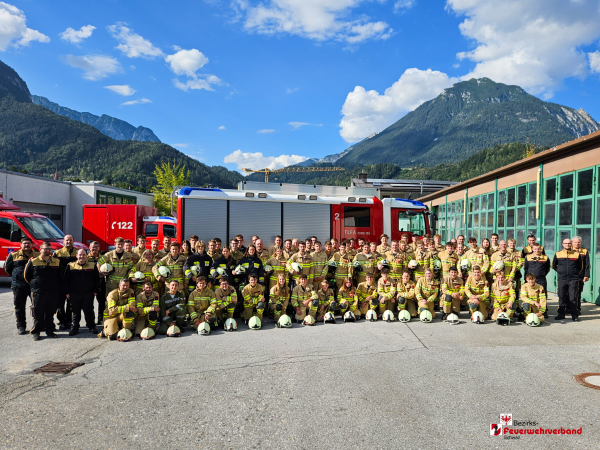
64,249,100,336
5,237,39,335
183,240,213,288
551,238,582,322
572,236,590,315
24,242,62,340
523,242,550,318
53,235,78,330
87,241,106,325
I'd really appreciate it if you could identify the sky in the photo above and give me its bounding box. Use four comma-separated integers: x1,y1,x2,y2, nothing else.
3,0,600,174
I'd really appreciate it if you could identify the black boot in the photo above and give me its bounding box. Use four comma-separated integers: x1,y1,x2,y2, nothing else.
69,326,80,336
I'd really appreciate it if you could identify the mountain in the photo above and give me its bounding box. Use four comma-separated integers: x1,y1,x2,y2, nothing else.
0,60,243,191
336,78,600,167
32,95,161,143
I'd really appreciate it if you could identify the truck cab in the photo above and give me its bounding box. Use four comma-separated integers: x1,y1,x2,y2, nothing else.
143,216,177,247
0,198,87,276
382,198,431,242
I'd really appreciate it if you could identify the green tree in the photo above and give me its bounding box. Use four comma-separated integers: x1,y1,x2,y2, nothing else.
152,162,190,215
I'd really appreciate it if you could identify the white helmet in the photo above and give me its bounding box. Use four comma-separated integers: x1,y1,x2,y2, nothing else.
100,263,114,273
365,309,377,322
460,259,470,271
323,312,336,324
224,318,237,331
166,323,181,336
291,262,302,273
496,312,510,326
189,265,201,276
198,321,211,335
140,327,155,340
446,313,459,324
328,260,338,267
382,310,395,322
248,316,262,330
158,265,171,278
398,310,411,323
117,328,132,341
303,315,316,326
277,314,292,328
214,267,226,278
471,311,485,324
380,259,389,266
525,313,540,327
408,260,418,269
433,259,442,271
343,311,356,322
133,271,146,282
492,261,505,272
353,260,362,268
419,310,433,323
264,264,273,272
234,265,246,275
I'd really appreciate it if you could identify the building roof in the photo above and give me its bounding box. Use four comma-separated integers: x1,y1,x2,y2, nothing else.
417,129,600,203
72,182,154,197
351,177,457,192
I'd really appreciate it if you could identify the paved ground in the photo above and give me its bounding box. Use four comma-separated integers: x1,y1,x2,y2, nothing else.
0,280,599,449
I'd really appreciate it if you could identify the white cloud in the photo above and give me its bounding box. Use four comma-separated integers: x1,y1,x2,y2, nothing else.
60,25,95,44
172,74,224,91
257,129,275,134
121,97,152,106
289,121,323,129
233,0,393,44
0,2,50,51
224,149,308,171
588,51,600,74
286,87,298,94
172,143,189,148
104,84,136,96
394,0,415,12
448,0,600,98
64,54,121,80
108,22,164,58
218,125,226,130
339,68,457,142
165,48,208,76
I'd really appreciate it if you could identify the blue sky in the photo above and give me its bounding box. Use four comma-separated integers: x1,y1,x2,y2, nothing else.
3,0,600,173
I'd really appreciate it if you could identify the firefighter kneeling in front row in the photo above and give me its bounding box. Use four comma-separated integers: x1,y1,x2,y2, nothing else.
187,276,218,330
242,273,265,323
158,280,188,335
99,278,136,340
135,281,160,335
520,273,547,323
490,272,515,321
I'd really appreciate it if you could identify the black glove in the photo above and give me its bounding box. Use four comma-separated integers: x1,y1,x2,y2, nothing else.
257,301,265,311
329,301,338,311
398,297,406,305
148,311,158,321
312,299,319,307
276,303,283,312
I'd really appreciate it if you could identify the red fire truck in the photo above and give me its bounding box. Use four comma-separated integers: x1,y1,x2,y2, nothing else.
0,197,87,276
82,204,177,252
175,187,431,245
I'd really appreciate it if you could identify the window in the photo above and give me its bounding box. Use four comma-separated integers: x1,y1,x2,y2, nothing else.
560,174,573,199
517,229,525,247
528,183,537,205
575,228,591,249
19,217,63,240
487,211,494,229
473,196,480,212
578,169,593,197
507,209,515,227
544,204,555,226
398,212,425,235
96,190,137,206
544,229,555,252
597,229,600,255
528,206,536,227
545,178,556,201
497,210,504,228
517,185,527,205
145,224,158,237
498,191,506,208
507,188,515,207
559,202,573,225
344,206,371,227
163,225,177,239
488,193,495,210
0,217,21,241
577,199,592,225
517,207,525,227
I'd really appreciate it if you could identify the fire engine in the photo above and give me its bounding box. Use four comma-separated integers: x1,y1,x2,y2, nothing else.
175,187,431,246
0,197,87,276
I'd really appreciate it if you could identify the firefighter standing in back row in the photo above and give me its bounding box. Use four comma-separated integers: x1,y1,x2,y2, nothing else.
572,236,590,315
54,234,78,330
153,242,188,291
64,248,100,336
87,241,106,325
552,238,582,322
5,237,39,335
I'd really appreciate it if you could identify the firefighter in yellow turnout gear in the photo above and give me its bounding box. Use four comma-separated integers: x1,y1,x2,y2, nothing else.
465,265,490,318
396,271,417,317
188,277,218,329
242,273,266,322
98,238,135,294
356,273,377,319
153,243,188,291
100,279,136,340
324,242,353,290
291,274,313,322
376,268,395,316
490,272,516,321
134,281,160,335
441,266,464,318
415,268,439,319
520,273,547,323
269,274,290,322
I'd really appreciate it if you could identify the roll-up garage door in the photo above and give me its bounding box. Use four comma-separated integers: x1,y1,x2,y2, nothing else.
229,201,281,245
183,198,227,244
283,203,331,243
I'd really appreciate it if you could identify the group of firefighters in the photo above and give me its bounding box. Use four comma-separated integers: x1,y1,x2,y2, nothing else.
5,229,590,340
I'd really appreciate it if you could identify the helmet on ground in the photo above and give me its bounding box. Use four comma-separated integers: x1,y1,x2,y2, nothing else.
433,259,442,271
461,259,470,271
166,323,181,336
189,265,201,276
492,261,505,272
303,315,316,326
382,310,395,322
365,309,377,322
277,314,292,328
264,264,273,272
343,311,356,322
198,321,211,335
158,265,171,278
446,313,459,324
408,260,418,269
248,316,262,330
133,271,146,282
224,318,237,331
419,310,433,323
525,313,540,327
471,311,485,324
117,328,132,341
234,265,246,275
324,312,336,324
100,263,114,274
140,327,155,340
496,312,510,326
398,310,411,323
291,262,302,273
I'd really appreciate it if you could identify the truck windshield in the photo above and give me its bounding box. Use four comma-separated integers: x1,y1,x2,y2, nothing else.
19,216,65,240
398,211,426,236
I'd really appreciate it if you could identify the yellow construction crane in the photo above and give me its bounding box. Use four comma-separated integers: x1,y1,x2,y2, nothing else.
242,166,345,182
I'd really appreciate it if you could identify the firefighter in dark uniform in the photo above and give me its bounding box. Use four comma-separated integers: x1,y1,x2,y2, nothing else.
24,242,61,340
572,236,590,314
523,243,550,318
87,241,106,325
184,241,214,288
53,234,78,330
551,238,582,321
64,248,100,335
5,237,39,334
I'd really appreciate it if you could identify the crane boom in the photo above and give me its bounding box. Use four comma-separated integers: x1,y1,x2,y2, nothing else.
242,166,345,182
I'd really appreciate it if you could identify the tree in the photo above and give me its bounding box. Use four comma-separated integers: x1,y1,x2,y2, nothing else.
152,161,190,216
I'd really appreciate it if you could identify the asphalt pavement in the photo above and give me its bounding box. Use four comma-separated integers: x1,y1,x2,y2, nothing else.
0,280,599,449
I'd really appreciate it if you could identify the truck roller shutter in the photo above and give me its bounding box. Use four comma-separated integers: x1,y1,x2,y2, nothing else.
229,201,281,245
283,203,331,243
182,198,227,244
